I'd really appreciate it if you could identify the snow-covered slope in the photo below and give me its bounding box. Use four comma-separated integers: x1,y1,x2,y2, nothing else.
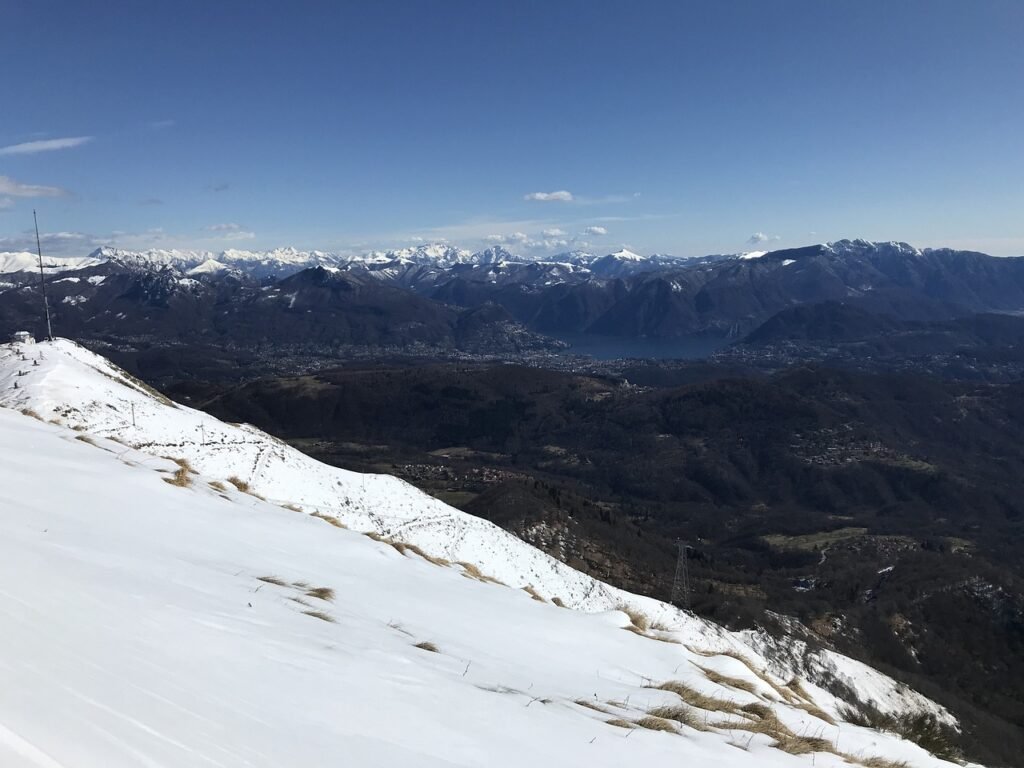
0,251,105,274
0,339,969,767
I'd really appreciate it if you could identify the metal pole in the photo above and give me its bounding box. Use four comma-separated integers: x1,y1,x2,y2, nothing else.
33,210,54,341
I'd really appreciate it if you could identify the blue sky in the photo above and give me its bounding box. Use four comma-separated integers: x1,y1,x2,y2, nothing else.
2,0,1022,257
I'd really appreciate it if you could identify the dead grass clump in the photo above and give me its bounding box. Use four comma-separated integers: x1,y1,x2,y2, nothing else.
226,476,250,493
161,460,192,489
634,716,677,733
302,610,335,623
414,641,439,653
575,699,609,713
289,596,312,607
456,561,503,584
551,596,566,607
257,575,288,586
657,681,738,714
208,480,227,492
522,585,546,602
605,719,636,729
305,586,335,602
701,667,760,696
772,732,834,755
740,702,773,720
648,705,706,731
281,503,302,513
168,457,195,474
75,434,98,446
787,677,812,701
859,759,909,768
364,532,450,566
312,511,347,528
20,408,43,421
617,604,650,632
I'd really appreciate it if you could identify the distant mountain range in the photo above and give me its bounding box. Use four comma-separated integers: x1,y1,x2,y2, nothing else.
2,238,1023,350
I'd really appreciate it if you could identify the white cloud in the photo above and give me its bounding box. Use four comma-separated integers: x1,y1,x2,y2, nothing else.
0,136,92,156
747,232,780,245
484,232,529,245
542,228,566,237
0,197,13,210
583,226,608,236
221,230,256,241
0,175,67,198
524,190,574,202
204,222,243,232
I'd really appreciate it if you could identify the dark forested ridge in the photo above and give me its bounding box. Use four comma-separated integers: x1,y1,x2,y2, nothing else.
158,359,1024,765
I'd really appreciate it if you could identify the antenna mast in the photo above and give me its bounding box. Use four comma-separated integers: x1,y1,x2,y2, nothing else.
671,540,691,610
33,210,54,341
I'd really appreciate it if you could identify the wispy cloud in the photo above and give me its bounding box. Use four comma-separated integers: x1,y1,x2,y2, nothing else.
542,228,566,237
485,232,529,245
204,222,254,240
0,175,67,198
0,230,95,253
147,119,175,130
0,197,13,211
0,136,92,156
524,190,574,202
583,226,607,236
747,232,780,245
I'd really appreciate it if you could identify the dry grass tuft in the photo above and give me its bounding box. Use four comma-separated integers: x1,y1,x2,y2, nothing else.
311,511,347,528
701,667,760,696
208,480,227,492
20,408,43,421
521,585,546,602
716,710,834,757
648,704,707,731
859,759,909,768
456,561,504,584
164,465,192,488
302,610,335,623
364,532,450,567
616,604,649,632
634,716,677,733
226,476,250,493
740,702,773,720
75,434,98,446
575,699,609,713
772,732,834,755
605,719,636,729
413,641,439,653
305,586,335,602
281,503,302,513
787,677,812,701
551,596,566,607
657,681,738,713
289,596,312,607
257,575,288,586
